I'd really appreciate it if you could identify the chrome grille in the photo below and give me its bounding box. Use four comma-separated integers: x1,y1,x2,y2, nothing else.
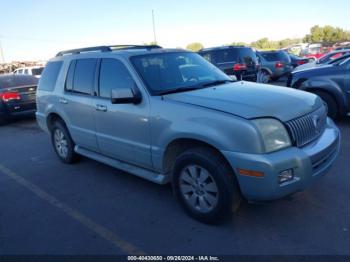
285,106,327,147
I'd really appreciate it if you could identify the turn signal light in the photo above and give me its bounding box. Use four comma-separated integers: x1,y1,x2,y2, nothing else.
238,168,264,177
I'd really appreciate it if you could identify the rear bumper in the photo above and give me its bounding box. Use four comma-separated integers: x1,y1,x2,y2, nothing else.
222,118,340,201
0,101,36,117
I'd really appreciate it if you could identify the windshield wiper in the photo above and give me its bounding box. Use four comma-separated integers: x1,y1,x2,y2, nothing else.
158,86,201,95
158,79,234,96
201,79,234,87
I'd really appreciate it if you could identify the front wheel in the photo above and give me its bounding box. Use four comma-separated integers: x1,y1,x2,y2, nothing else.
51,121,79,164
172,147,241,224
313,91,338,119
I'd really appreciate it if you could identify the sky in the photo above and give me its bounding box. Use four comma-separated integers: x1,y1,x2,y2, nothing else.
0,0,349,62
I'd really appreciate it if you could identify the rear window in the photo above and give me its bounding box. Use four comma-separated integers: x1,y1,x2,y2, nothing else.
211,47,257,65
0,75,38,89
38,61,63,91
260,51,291,63
32,67,44,76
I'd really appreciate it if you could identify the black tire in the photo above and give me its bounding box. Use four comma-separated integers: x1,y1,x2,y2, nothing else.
313,91,338,119
172,147,242,224
257,70,271,84
50,120,79,164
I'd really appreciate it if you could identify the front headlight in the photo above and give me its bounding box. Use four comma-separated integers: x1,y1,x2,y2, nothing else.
252,118,291,153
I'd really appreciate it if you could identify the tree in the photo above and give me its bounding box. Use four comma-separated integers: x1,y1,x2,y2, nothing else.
251,38,279,50
230,41,249,46
303,25,350,43
186,42,204,52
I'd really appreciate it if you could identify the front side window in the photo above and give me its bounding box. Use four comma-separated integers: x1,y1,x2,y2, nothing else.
131,52,231,95
72,59,97,95
99,59,135,98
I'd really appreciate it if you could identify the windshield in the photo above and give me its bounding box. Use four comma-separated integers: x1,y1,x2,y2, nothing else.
131,52,231,95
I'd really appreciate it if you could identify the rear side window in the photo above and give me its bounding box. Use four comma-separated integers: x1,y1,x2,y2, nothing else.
38,61,63,91
199,52,212,63
69,59,97,95
214,49,239,64
99,59,135,98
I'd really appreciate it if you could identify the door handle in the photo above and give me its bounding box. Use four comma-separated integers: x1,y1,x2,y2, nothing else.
59,98,68,104
95,104,107,112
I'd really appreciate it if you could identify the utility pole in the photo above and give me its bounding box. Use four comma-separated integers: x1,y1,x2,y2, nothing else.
152,10,157,44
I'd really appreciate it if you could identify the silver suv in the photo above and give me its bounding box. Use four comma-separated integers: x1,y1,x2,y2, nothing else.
36,45,340,223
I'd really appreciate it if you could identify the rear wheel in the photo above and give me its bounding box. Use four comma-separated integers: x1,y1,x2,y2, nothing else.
313,91,338,119
50,120,79,164
172,147,241,224
257,70,271,84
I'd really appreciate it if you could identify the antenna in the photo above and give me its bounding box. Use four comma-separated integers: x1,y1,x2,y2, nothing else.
152,10,157,44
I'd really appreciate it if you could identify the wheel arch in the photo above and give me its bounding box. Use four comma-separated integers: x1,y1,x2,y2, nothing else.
162,138,234,178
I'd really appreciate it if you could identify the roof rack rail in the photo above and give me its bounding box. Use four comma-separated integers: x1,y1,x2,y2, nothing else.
56,45,162,57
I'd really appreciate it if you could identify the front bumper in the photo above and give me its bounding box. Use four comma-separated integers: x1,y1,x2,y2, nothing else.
222,118,340,201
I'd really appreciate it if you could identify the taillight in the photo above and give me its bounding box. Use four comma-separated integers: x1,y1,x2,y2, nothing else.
0,92,21,102
233,63,247,71
275,61,284,68
297,60,306,65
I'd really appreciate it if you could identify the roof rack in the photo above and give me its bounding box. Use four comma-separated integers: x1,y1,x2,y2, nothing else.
56,45,162,57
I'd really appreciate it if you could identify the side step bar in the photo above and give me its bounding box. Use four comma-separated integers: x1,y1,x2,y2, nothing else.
75,146,169,185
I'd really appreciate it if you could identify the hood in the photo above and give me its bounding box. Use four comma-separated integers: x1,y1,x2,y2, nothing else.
293,63,333,74
164,82,322,122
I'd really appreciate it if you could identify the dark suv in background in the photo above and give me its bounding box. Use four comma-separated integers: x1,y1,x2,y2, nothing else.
256,50,293,83
198,46,258,82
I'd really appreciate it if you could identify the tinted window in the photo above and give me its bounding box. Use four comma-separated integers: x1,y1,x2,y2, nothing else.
73,59,97,95
260,51,291,63
199,52,212,62
99,59,135,98
214,49,239,63
32,67,44,76
0,75,38,89
65,60,76,91
38,61,63,91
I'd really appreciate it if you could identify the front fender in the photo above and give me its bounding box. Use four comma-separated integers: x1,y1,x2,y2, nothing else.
298,78,346,110
149,98,263,171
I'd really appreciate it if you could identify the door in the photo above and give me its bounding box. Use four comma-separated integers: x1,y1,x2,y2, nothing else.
62,58,98,151
93,58,152,168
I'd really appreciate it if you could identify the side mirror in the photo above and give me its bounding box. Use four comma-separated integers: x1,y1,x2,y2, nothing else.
111,87,141,104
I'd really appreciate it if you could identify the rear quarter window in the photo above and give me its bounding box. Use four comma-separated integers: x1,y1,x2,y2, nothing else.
38,61,63,91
